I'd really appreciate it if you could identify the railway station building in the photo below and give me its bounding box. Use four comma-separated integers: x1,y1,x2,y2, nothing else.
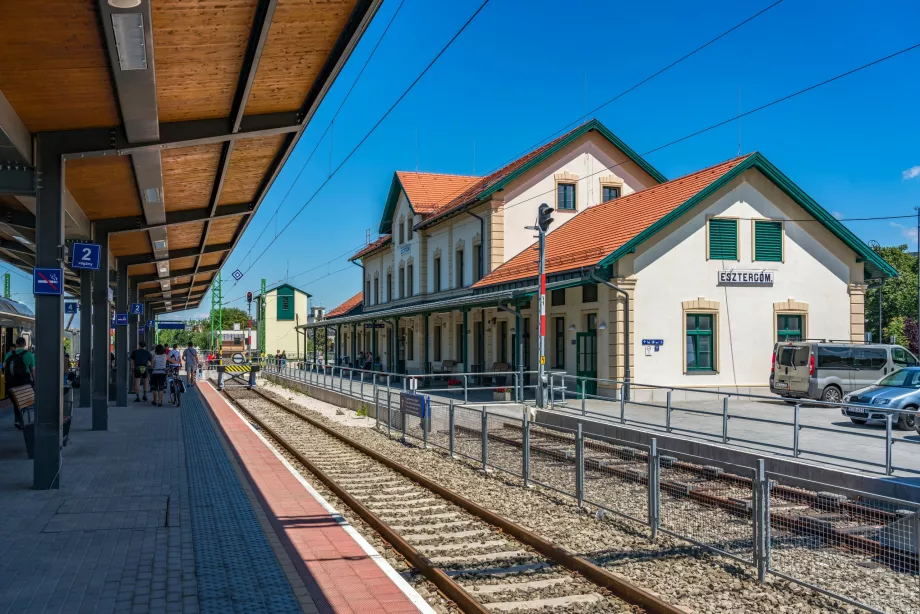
310,120,895,398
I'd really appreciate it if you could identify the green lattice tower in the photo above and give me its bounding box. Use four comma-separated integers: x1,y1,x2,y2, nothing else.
259,278,266,362
210,273,223,356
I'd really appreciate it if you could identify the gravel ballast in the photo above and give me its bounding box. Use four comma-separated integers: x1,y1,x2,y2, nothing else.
250,376,915,613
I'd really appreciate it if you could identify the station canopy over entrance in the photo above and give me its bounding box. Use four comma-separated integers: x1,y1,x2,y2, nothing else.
0,0,381,315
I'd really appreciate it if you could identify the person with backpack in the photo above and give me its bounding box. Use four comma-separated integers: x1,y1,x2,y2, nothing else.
131,340,152,402
149,344,168,407
182,342,198,388
5,337,34,428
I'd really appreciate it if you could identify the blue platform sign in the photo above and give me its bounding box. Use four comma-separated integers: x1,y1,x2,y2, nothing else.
399,392,430,419
158,321,185,330
641,339,664,346
147,319,154,328
115,313,128,326
33,267,63,295
130,303,144,315
70,242,101,270
64,302,79,314
138,326,146,334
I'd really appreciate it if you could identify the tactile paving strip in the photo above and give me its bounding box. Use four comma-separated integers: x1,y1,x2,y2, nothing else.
181,389,302,614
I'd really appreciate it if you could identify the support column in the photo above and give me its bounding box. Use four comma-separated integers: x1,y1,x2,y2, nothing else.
33,136,65,490
352,323,357,364
128,279,138,394
516,306,524,400
372,320,377,367
323,325,328,366
423,313,429,374
115,259,128,406
392,318,398,374
92,233,111,429
336,324,341,365
79,269,93,408
462,309,469,368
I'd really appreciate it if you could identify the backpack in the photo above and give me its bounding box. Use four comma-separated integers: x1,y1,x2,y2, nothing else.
5,351,31,388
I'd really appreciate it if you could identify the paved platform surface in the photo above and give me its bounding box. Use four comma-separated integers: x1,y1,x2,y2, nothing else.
200,382,427,614
0,384,425,614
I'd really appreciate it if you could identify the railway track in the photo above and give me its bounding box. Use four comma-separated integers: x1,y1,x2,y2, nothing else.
221,387,685,614
463,421,918,573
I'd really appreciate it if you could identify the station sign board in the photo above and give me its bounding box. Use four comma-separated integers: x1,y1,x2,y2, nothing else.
65,302,79,314
70,242,101,270
115,313,128,326
399,392,429,419
130,303,144,315
157,321,185,330
716,270,774,286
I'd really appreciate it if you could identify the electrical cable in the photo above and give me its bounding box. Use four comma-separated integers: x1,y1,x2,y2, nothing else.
492,40,920,218
240,0,493,276
233,0,407,276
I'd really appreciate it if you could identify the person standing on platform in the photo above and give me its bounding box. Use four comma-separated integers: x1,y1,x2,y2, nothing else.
150,344,168,407
131,340,152,402
183,342,198,388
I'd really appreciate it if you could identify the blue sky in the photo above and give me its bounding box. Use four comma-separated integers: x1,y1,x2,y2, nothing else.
11,0,918,316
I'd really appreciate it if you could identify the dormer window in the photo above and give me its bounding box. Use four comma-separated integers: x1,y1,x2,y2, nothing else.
407,220,413,241
557,183,576,210
398,220,405,244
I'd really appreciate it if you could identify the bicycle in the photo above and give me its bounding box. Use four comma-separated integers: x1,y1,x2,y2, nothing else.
166,365,184,407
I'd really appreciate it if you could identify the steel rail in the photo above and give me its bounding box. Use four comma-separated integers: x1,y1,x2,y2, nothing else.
226,387,685,614
219,390,490,614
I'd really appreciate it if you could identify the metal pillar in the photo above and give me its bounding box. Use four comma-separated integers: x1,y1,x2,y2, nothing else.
323,325,328,366
128,279,138,393
371,319,377,367
33,136,65,490
351,322,357,365
423,313,430,374
79,269,93,408
336,324,341,365
516,307,524,401
462,309,468,368
115,259,128,406
91,232,110,429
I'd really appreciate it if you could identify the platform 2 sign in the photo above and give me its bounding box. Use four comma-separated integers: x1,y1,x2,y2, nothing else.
70,242,101,270
400,392,430,419
130,303,144,315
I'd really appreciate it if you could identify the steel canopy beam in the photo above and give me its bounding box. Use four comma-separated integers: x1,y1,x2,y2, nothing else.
53,113,300,159
132,263,220,283
116,243,233,267
98,203,253,235
0,165,34,195
0,89,31,165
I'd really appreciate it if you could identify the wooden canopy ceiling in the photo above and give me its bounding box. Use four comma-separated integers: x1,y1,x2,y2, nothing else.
0,0,379,313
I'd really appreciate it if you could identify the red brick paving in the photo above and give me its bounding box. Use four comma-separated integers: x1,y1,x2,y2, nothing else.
199,383,422,614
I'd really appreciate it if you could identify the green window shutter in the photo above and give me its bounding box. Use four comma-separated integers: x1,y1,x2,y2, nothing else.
276,287,295,321
708,218,738,260
754,220,783,262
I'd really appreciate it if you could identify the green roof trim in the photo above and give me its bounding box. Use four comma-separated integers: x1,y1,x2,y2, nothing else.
417,119,667,229
596,153,897,280
379,174,412,235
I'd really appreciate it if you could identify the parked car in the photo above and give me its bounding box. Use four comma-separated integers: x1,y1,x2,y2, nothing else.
771,341,918,403
840,367,920,431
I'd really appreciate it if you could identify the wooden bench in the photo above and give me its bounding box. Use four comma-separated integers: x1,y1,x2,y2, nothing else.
10,384,72,450
436,360,457,375
489,362,512,386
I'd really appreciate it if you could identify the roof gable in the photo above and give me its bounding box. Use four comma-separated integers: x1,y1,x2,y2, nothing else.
350,234,392,261
418,118,668,229
379,172,480,234
268,283,311,298
474,153,895,289
326,292,362,318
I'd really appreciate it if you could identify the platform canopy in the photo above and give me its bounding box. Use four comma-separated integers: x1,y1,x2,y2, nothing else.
0,0,381,315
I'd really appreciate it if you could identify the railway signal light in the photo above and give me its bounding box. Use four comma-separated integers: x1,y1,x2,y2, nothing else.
246,291,252,304
537,203,554,233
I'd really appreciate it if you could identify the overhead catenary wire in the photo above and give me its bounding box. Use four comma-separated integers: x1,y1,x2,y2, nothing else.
232,0,407,277
239,0,493,277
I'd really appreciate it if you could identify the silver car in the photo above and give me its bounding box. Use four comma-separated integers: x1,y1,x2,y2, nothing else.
841,367,920,431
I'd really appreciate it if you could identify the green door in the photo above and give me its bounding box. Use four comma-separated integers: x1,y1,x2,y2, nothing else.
576,332,597,395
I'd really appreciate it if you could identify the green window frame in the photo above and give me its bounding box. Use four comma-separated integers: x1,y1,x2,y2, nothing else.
276,287,295,321
708,218,738,260
554,317,565,369
777,314,803,342
754,220,783,262
686,313,715,372
557,183,576,210
602,185,621,201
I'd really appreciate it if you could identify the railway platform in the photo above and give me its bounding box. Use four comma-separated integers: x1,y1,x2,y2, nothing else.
0,389,429,614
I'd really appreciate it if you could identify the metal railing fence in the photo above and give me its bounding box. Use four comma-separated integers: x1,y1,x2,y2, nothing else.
262,362,920,613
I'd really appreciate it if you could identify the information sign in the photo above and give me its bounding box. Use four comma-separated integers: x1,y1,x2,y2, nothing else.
115,313,128,326
70,242,101,270
399,393,429,419
65,302,79,314
33,267,63,295
231,352,245,365
157,321,185,330
130,303,144,315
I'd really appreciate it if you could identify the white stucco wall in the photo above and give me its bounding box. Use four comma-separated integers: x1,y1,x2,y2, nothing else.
626,171,860,389
502,136,655,263
264,289,309,357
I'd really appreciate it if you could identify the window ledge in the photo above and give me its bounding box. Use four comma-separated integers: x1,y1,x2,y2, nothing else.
556,209,578,214
683,370,719,376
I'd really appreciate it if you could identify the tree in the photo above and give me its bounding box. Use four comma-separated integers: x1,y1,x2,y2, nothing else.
865,245,918,343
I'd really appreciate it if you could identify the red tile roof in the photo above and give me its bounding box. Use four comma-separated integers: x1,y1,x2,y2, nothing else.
474,155,752,288
396,172,480,215
326,292,362,318
349,235,391,261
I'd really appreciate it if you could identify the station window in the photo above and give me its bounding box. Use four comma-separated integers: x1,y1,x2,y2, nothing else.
407,264,414,297
433,257,441,292
365,280,371,303
398,267,405,299
407,329,414,361
374,277,379,304
582,284,598,303
586,313,597,331
399,221,405,244
551,288,566,306
686,313,715,372
557,183,576,210
456,249,465,288
754,220,783,262
554,317,566,368
473,244,482,283
407,221,413,242
776,314,803,342
601,185,621,201
708,218,738,260
386,273,393,302
434,326,442,361
456,324,463,361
